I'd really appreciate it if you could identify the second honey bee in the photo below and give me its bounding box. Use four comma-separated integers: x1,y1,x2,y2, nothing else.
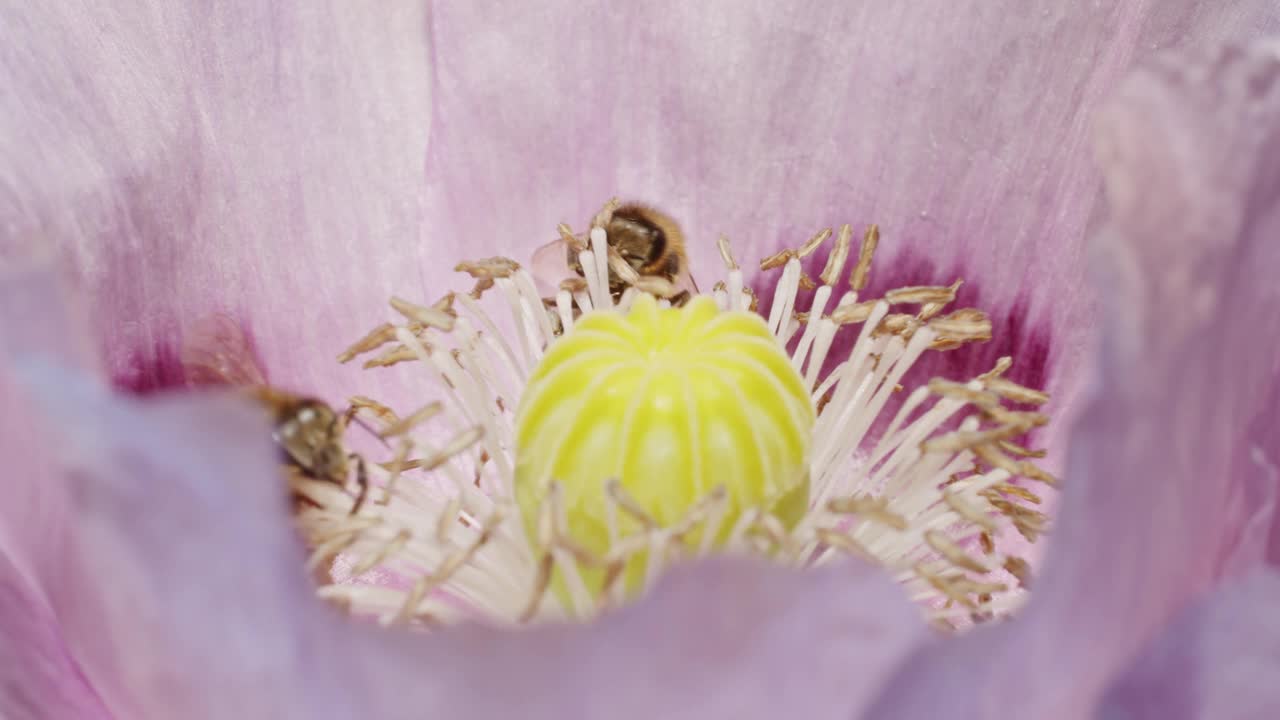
531,202,699,307
181,313,370,515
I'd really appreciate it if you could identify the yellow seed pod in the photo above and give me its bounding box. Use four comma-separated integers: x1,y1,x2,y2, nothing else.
514,293,814,599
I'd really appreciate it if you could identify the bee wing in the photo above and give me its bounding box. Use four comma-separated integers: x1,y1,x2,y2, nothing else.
529,237,572,297
674,263,700,297
180,313,267,387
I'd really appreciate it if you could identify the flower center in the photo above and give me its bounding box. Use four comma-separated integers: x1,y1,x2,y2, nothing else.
514,293,814,598
293,199,1055,630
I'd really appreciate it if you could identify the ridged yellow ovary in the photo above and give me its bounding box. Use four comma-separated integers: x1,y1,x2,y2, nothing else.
514,293,814,597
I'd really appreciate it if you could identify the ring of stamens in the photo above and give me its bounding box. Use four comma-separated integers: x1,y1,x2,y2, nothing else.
295,201,1055,630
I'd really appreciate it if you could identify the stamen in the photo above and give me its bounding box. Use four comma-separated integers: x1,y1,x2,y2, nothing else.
797,228,832,258
830,300,877,326
362,345,420,369
1003,556,1033,588
557,223,584,251
389,296,456,331
337,323,399,363
849,224,880,291
376,437,414,505
345,395,400,426
453,257,521,299
606,478,659,531
767,257,802,336
985,377,1051,405
379,402,444,439
825,495,909,530
884,285,959,306
717,235,739,271
588,228,612,308
819,225,853,286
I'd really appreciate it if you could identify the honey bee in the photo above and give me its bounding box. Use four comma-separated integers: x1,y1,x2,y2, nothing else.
180,313,370,514
531,202,699,307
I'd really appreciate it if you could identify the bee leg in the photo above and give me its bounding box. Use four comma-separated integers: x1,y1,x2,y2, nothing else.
339,405,393,450
338,404,366,436
349,454,370,516
541,300,564,337
670,290,691,307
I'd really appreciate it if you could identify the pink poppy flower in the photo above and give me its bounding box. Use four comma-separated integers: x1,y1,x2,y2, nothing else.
3,2,1279,719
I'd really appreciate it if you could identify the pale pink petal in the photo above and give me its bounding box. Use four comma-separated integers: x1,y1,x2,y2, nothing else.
7,339,926,717
0,266,95,600
0,269,110,718
0,551,110,720
864,42,1280,719
6,356,389,718
1098,568,1280,720
365,558,929,720
0,4,434,406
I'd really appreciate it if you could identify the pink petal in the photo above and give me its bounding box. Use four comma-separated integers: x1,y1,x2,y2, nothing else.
0,552,110,720
422,2,1278,446
1245,383,1280,565
864,41,1280,719
1098,568,1280,720
1029,37,1280,690
0,4,435,405
1217,444,1277,578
